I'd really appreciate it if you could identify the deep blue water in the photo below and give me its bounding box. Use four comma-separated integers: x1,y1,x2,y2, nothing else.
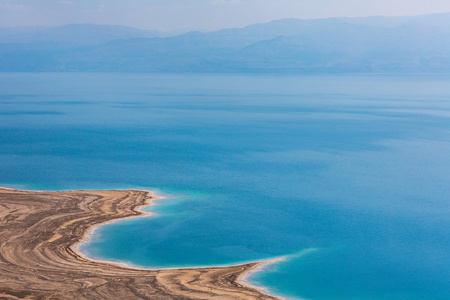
1,73,449,299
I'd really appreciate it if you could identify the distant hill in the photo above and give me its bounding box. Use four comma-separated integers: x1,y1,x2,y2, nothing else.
0,24,170,46
1,13,450,72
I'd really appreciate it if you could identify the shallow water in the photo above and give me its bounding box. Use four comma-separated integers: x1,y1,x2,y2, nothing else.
1,73,449,299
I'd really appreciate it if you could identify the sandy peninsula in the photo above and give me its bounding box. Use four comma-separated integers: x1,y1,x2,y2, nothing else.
0,188,280,299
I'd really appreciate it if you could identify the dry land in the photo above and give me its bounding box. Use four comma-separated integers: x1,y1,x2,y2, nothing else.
0,188,279,300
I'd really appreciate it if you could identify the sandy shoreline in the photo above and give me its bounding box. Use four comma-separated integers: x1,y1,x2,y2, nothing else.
0,187,281,299
71,189,159,259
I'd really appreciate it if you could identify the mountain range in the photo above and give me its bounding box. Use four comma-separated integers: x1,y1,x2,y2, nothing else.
1,13,450,73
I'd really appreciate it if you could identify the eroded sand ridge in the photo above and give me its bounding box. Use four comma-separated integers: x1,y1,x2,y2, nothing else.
0,188,278,299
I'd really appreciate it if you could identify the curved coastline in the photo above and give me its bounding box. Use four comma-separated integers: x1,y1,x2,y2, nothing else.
0,187,282,299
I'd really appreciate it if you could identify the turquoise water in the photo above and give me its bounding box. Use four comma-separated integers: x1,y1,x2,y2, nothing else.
1,73,449,299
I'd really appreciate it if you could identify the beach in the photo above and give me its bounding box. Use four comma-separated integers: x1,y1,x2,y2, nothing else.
0,187,279,299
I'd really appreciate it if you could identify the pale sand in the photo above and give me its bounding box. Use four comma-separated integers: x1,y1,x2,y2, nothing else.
0,187,282,299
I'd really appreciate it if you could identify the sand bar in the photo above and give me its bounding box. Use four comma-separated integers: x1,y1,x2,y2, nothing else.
0,188,280,299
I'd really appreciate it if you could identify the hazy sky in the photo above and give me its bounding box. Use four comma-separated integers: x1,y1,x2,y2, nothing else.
1,0,450,31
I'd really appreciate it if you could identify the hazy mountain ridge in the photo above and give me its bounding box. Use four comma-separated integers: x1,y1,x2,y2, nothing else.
1,13,450,72
0,24,172,46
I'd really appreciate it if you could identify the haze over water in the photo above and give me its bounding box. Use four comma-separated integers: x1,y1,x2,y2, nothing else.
1,73,449,299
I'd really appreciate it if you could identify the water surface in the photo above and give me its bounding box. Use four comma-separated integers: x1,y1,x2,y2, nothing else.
1,73,449,299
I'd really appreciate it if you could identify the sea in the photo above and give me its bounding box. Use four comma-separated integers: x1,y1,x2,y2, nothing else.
1,72,449,300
